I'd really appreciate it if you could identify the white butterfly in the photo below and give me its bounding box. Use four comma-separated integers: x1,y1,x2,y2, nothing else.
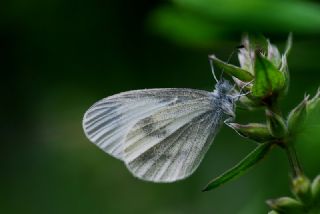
82,78,238,183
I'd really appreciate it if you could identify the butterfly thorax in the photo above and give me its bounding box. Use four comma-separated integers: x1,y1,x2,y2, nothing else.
210,79,235,118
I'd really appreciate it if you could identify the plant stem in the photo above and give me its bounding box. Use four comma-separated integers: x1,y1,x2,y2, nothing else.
284,144,303,178
266,101,303,178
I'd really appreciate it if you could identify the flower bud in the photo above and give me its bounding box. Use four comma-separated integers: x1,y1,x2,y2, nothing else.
266,197,304,213
227,123,274,143
287,96,308,133
311,175,320,204
268,211,279,214
266,109,287,138
307,88,320,113
292,175,311,203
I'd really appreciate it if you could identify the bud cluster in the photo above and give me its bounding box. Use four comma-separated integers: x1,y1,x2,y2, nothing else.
205,35,320,214
267,175,320,213
206,35,320,212
211,35,320,146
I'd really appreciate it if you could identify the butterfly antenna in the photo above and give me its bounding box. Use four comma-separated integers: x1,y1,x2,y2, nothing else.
220,45,246,80
231,83,237,91
232,80,253,101
209,56,219,82
220,49,236,80
240,80,253,93
209,45,245,82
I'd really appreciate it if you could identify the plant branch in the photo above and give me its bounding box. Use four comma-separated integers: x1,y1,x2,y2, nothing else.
284,144,303,178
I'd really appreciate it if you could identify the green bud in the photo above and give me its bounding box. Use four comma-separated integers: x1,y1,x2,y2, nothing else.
307,88,320,113
292,175,311,203
266,109,287,138
266,197,304,213
227,123,274,143
252,53,286,99
268,211,279,214
208,54,254,82
311,175,320,204
287,96,308,133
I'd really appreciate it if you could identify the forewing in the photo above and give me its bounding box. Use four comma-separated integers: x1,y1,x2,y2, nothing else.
123,97,224,182
82,88,213,160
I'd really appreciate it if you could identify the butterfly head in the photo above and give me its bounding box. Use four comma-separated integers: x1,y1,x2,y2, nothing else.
215,79,237,118
216,79,234,95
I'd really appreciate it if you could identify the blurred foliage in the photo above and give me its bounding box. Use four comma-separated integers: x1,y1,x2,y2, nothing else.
150,0,320,47
1,0,320,213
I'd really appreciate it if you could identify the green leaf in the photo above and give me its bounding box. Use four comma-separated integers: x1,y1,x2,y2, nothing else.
209,55,254,82
252,54,286,99
202,142,273,191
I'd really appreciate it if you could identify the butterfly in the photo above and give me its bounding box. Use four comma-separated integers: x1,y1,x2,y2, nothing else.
82,61,239,183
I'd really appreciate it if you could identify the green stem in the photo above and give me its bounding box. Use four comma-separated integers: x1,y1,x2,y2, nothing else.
285,144,303,178
265,101,303,177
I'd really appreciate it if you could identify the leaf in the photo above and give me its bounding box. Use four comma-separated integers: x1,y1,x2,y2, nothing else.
202,142,273,191
209,54,254,82
252,54,286,98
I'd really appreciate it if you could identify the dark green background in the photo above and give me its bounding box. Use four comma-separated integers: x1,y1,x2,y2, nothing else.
2,0,320,213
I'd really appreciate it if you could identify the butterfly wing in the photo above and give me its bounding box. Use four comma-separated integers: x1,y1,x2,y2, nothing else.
83,88,225,182
83,89,184,159
123,96,225,182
